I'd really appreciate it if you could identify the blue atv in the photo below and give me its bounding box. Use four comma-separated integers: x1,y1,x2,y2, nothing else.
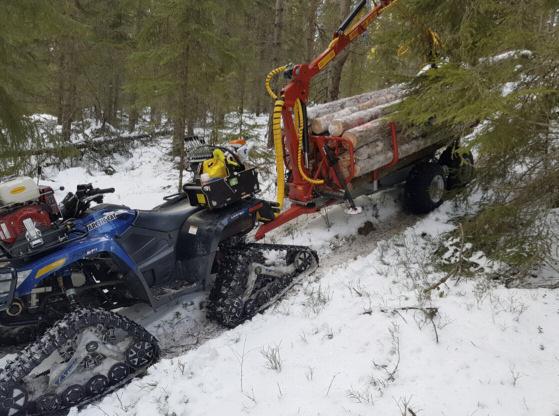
0,145,318,415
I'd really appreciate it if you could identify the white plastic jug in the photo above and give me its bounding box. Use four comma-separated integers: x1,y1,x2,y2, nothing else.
0,177,40,205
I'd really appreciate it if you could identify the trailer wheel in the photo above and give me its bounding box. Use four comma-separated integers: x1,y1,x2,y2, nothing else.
405,162,446,214
439,147,475,189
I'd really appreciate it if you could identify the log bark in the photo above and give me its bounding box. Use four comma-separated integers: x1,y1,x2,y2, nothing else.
341,118,393,148
339,134,444,178
307,84,404,120
310,87,405,134
329,101,396,137
339,137,388,165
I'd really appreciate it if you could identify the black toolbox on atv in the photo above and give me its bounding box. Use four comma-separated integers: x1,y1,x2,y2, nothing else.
184,168,260,210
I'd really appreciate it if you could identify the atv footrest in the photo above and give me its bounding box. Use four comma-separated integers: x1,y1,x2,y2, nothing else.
0,268,17,312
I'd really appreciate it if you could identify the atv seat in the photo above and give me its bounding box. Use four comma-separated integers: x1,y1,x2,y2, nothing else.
134,198,200,232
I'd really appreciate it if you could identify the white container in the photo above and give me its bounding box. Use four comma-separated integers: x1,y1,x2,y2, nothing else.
0,177,40,205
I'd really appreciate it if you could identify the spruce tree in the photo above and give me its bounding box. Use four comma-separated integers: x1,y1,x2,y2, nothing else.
369,1,559,274
0,0,79,174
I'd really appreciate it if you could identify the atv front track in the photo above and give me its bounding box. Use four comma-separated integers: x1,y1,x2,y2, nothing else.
0,308,159,416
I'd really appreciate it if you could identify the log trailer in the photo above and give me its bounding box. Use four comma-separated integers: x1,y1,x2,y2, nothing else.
255,0,474,240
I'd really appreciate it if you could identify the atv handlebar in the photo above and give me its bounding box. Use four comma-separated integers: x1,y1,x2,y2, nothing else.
60,185,116,220
93,187,115,195
75,184,115,198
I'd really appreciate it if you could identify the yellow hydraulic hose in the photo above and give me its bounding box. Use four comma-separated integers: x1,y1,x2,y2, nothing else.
294,99,324,185
265,65,287,100
272,98,286,210
266,66,289,210
266,66,325,211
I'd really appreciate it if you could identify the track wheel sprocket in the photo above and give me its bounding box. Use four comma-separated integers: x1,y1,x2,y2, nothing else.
35,394,60,414
60,385,85,407
0,383,27,416
85,375,109,396
126,341,157,369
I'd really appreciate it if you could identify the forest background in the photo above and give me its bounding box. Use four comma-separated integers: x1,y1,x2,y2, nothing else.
0,0,558,275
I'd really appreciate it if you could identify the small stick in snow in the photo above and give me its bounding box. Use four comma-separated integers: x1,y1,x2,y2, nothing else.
431,318,439,344
390,307,439,344
325,372,340,396
91,405,111,416
423,223,465,294
277,382,284,399
373,323,401,381
230,337,249,392
242,388,257,405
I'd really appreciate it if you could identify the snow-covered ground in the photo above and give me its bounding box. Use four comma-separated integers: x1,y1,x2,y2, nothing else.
74,188,559,416
3,114,559,416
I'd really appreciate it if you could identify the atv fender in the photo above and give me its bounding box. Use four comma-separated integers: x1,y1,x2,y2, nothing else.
175,200,258,288
14,236,155,304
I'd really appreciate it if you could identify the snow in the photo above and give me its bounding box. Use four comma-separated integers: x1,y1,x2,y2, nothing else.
479,50,533,65
74,191,559,416
3,114,559,416
48,140,180,210
502,81,519,97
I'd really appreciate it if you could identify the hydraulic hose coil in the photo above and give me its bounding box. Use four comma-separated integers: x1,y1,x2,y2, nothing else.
294,99,324,185
272,98,286,210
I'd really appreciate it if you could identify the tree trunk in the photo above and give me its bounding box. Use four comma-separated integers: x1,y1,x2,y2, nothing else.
128,107,139,133
327,0,352,101
306,0,320,62
112,73,120,126
238,71,246,135
56,51,64,124
176,116,186,191
60,39,77,143
150,107,161,127
176,44,190,190
267,0,285,148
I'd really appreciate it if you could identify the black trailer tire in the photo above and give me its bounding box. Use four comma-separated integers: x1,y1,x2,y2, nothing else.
439,147,475,189
405,162,446,214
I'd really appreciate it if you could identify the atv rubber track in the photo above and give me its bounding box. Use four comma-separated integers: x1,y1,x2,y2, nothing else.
0,308,159,416
208,243,319,327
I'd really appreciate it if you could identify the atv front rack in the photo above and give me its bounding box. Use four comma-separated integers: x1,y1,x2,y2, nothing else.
0,227,88,261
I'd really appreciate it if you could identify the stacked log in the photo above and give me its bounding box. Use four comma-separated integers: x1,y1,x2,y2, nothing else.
339,132,442,178
307,85,402,119
329,102,397,138
306,83,443,180
310,86,405,134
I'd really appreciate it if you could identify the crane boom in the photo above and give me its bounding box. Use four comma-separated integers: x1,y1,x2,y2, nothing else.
257,0,399,240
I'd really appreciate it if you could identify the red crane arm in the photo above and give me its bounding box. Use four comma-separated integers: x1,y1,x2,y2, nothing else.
255,0,400,240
